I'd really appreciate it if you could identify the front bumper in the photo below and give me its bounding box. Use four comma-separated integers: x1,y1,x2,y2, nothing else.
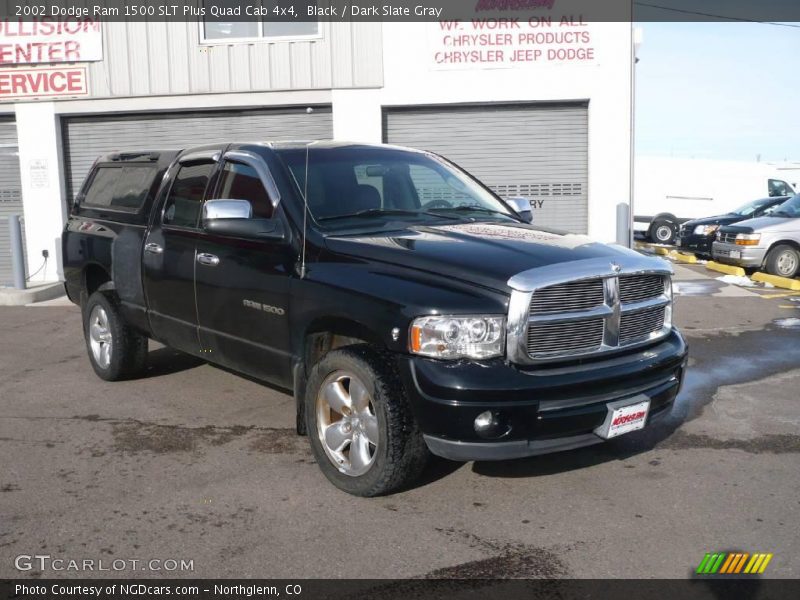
711,242,766,268
396,329,688,461
676,232,713,255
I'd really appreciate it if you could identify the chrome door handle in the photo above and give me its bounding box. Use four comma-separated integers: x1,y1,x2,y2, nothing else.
144,243,163,254
197,253,220,267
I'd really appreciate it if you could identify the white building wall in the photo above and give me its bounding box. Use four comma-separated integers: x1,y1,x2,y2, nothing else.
14,103,67,283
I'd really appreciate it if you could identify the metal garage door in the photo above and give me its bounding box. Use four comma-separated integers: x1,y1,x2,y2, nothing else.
384,104,589,233
0,117,26,286
63,106,334,202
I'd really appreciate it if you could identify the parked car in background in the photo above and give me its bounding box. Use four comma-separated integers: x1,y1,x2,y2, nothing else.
676,196,790,258
712,195,800,278
634,157,795,244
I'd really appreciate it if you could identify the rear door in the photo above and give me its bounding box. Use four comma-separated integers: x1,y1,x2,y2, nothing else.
142,148,223,353
194,149,295,386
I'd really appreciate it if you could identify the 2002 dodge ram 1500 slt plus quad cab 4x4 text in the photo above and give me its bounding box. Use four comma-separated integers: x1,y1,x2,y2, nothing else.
63,141,688,496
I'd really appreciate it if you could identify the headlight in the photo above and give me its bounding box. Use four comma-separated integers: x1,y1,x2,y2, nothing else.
735,233,761,246
694,224,719,235
409,315,505,359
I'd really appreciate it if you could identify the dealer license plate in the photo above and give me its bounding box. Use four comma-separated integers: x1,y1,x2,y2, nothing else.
594,396,650,439
730,250,741,259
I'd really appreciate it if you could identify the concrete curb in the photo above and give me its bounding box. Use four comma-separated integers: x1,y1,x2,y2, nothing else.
668,250,698,264
705,261,746,278
751,272,800,291
0,283,65,306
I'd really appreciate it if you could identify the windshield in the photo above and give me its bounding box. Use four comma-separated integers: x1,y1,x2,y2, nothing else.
275,146,518,229
770,194,800,218
730,197,776,217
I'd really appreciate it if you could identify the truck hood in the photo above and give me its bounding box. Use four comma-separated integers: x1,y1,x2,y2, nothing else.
719,216,800,234
324,221,639,292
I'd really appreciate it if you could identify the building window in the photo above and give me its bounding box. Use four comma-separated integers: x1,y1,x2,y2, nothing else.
202,1,320,42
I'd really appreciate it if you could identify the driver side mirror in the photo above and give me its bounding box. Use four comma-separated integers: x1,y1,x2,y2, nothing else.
202,199,286,242
507,196,533,223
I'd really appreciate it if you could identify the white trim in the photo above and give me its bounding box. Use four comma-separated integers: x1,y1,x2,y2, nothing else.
48,89,334,115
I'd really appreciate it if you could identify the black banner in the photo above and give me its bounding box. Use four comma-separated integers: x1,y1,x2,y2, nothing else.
2,0,800,22
4,580,800,600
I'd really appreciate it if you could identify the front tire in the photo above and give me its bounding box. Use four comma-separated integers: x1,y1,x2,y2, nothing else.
83,291,148,381
765,244,800,278
305,346,429,496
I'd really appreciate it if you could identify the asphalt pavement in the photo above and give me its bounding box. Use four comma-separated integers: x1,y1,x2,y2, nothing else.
1,264,798,579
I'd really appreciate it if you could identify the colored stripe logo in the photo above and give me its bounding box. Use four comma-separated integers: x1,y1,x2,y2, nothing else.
696,552,773,574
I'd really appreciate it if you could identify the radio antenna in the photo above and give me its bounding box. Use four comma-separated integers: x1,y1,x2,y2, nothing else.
299,141,311,279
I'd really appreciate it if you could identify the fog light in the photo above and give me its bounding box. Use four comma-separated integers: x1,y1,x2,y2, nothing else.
474,410,510,439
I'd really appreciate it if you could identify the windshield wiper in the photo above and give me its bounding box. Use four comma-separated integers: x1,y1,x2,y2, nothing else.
428,205,517,219
770,211,792,218
317,208,455,222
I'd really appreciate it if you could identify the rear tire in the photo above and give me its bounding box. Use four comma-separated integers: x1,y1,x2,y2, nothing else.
649,219,677,244
305,345,429,496
83,291,148,381
765,244,800,278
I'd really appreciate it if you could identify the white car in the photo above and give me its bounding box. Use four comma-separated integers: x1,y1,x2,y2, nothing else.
712,195,800,278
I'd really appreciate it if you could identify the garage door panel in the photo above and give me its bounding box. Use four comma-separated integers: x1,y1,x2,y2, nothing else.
385,104,588,234
63,107,333,202
0,118,27,286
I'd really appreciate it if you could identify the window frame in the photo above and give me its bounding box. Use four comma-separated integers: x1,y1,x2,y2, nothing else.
198,9,324,45
161,159,219,231
210,150,282,210
79,163,159,215
213,159,276,219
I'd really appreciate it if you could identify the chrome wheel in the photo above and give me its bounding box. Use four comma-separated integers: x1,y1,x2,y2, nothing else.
315,371,379,477
776,250,799,276
88,305,113,369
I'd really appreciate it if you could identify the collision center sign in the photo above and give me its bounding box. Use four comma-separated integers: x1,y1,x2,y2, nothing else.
0,17,102,65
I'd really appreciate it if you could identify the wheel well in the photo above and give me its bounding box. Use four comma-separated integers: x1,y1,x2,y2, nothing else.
764,240,800,262
303,321,384,372
295,320,385,436
83,264,112,298
651,213,678,225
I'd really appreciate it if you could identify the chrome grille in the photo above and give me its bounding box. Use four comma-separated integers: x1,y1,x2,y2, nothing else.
718,232,738,244
527,319,604,356
514,263,673,364
619,275,665,304
530,279,605,315
620,306,666,345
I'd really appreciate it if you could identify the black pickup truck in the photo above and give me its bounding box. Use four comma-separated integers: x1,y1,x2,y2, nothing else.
63,141,688,496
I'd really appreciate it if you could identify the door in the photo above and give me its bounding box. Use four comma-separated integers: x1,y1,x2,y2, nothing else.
194,150,294,386
142,150,221,353
384,103,589,233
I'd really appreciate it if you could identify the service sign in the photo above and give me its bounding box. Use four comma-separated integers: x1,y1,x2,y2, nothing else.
0,18,103,66
0,66,88,99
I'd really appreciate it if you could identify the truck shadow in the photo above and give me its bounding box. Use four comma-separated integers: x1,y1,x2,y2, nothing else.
141,347,205,378
469,421,680,479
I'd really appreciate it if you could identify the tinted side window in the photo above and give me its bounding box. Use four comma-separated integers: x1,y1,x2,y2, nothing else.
769,179,793,197
216,161,273,219
163,162,215,228
83,165,158,212
83,167,117,208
